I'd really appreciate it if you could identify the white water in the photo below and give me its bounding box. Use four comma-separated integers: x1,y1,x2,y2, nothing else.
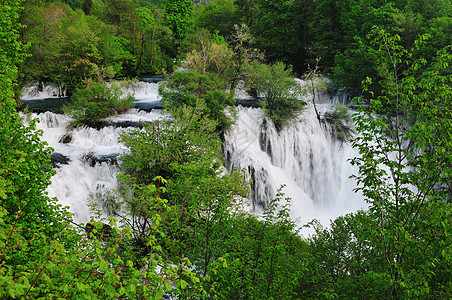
30,109,164,224
120,81,161,102
21,80,162,103
22,81,163,224
23,81,366,234
22,83,66,99
224,104,365,236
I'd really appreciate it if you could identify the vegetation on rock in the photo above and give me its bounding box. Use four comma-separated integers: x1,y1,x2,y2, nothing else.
63,83,134,125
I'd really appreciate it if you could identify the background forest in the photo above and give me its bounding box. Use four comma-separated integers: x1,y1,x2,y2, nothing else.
15,0,452,97
1,0,451,298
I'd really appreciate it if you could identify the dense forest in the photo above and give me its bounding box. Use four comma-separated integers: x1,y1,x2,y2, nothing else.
1,0,451,298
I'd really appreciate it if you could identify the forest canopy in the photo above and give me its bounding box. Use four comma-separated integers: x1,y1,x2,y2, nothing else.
14,0,451,98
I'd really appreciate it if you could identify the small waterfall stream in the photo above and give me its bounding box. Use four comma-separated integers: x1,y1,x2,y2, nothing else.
21,81,366,234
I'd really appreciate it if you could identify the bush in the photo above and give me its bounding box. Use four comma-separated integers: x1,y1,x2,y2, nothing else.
63,83,134,125
245,61,306,129
159,70,236,132
323,102,354,142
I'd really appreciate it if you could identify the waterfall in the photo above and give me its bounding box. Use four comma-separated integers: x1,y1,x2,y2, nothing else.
223,104,365,234
22,81,365,234
26,103,163,225
22,82,66,99
122,81,161,102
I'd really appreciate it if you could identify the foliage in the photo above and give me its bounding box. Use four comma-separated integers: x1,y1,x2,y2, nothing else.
97,34,135,77
207,188,310,299
5,0,452,297
159,70,235,131
234,0,312,74
294,27,452,300
19,3,102,94
0,0,70,267
119,100,220,184
1,191,205,299
97,136,309,299
133,5,174,74
303,64,354,142
253,0,311,73
245,61,306,129
309,0,452,95
19,2,71,87
331,37,381,96
14,0,452,96
162,0,194,49
17,0,178,91
99,103,250,286
1,2,206,298
348,29,452,298
227,23,264,91
194,0,241,37
323,102,354,142
163,156,249,272
63,82,134,125
307,211,391,298
184,28,235,79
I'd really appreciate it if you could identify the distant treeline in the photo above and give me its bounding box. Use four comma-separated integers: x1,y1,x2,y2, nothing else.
17,0,451,97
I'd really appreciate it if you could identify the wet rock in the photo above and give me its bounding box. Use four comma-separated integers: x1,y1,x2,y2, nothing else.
18,97,69,114
83,120,149,129
59,133,72,143
50,152,70,168
83,152,118,167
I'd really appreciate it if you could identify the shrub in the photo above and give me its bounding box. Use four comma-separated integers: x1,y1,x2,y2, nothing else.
323,102,354,142
245,61,306,129
159,70,236,132
63,83,134,125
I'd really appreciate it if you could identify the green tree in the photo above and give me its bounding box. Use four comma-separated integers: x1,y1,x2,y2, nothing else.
95,0,136,29
307,211,389,298
245,61,306,129
19,3,102,94
119,100,221,186
0,0,70,267
18,2,69,87
60,9,102,91
194,0,241,37
134,6,173,74
159,70,236,132
233,0,313,74
206,189,309,299
184,29,235,78
309,0,452,95
349,28,452,298
162,0,194,49
97,34,135,77
97,103,248,281
253,0,312,73
107,105,310,297
1,5,204,297
82,0,93,14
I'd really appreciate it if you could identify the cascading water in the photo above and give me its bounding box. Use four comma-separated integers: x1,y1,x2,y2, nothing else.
22,80,366,234
22,82,164,224
223,103,365,235
22,82,66,99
